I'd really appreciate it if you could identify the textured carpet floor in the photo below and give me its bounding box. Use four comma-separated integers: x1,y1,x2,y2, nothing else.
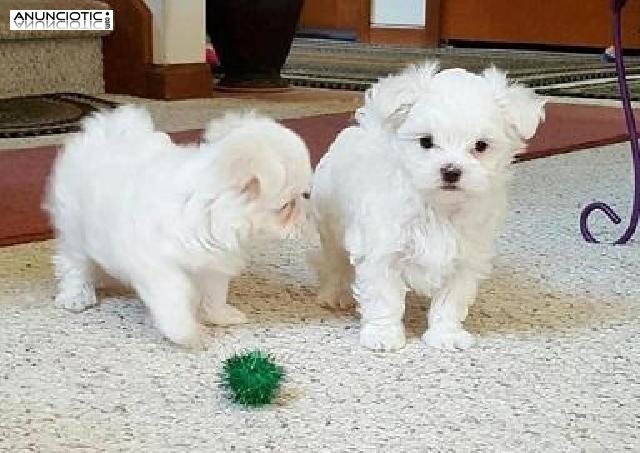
1,142,639,451
1,103,639,247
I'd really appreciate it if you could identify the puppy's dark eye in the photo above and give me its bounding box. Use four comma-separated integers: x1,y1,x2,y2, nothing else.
474,140,488,154
302,191,310,200
419,136,434,149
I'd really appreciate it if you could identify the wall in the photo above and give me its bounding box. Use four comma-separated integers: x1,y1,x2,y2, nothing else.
299,0,640,49
143,0,205,64
440,0,640,49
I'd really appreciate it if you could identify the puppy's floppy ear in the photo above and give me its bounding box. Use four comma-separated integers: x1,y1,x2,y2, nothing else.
356,60,439,131
219,142,286,200
482,66,546,140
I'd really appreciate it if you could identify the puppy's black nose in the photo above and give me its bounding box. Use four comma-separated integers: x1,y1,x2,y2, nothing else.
440,164,462,184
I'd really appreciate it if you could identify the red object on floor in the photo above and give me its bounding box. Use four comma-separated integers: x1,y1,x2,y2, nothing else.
205,44,219,66
0,104,636,247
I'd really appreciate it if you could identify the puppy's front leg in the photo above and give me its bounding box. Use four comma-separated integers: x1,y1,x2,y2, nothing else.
134,268,205,348
53,249,98,312
197,271,248,326
353,259,407,351
423,268,478,350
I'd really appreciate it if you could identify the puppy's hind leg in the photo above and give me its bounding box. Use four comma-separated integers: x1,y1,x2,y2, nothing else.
134,267,206,349
53,245,98,312
311,229,355,311
197,271,248,326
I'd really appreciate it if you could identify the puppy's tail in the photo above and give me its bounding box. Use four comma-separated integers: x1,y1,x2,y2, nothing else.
78,105,157,144
203,110,273,143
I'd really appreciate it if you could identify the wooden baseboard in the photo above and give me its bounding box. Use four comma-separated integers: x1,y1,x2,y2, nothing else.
145,63,214,100
369,26,437,47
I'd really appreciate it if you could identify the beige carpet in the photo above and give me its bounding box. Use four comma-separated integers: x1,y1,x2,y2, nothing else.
1,141,640,451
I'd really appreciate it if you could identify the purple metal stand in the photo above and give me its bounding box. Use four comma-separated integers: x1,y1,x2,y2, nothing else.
580,0,640,244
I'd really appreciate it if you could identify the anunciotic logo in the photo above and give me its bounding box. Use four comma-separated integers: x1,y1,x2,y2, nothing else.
10,10,114,31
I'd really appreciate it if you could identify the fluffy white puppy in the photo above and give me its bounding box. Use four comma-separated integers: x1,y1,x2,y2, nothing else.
46,106,311,347
311,61,545,351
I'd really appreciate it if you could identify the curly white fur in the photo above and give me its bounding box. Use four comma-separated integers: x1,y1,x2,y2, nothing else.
45,106,312,348
311,60,546,351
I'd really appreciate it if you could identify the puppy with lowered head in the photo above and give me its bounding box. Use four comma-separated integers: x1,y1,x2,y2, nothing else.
46,106,311,347
311,60,545,351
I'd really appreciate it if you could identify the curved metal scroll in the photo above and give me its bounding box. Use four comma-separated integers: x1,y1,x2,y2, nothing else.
580,0,640,244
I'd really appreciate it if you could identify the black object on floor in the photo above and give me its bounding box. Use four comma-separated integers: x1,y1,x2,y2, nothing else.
0,93,117,138
206,0,304,90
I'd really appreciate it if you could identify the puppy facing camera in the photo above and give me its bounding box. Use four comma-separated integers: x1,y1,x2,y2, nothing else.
311,60,546,351
46,106,312,348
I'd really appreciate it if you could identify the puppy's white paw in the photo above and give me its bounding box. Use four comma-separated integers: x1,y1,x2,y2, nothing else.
359,323,406,351
320,290,356,311
167,324,209,350
54,283,98,312
202,304,248,326
422,326,476,350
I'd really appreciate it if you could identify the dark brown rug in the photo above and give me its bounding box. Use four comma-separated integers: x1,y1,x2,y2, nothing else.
0,93,117,138
0,103,635,247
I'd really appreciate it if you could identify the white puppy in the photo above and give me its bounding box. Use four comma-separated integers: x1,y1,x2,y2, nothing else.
46,106,311,347
311,61,545,351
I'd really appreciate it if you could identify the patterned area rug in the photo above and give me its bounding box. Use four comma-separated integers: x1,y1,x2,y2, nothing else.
538,78,640,100
0,93,117,138
283,39,640,98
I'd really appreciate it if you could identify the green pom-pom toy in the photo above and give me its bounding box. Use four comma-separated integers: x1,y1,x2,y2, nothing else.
221,350,285,407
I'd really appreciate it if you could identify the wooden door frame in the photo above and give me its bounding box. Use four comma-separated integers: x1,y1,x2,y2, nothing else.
102,0,153,97
355,0,371,42
103,0,213,99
